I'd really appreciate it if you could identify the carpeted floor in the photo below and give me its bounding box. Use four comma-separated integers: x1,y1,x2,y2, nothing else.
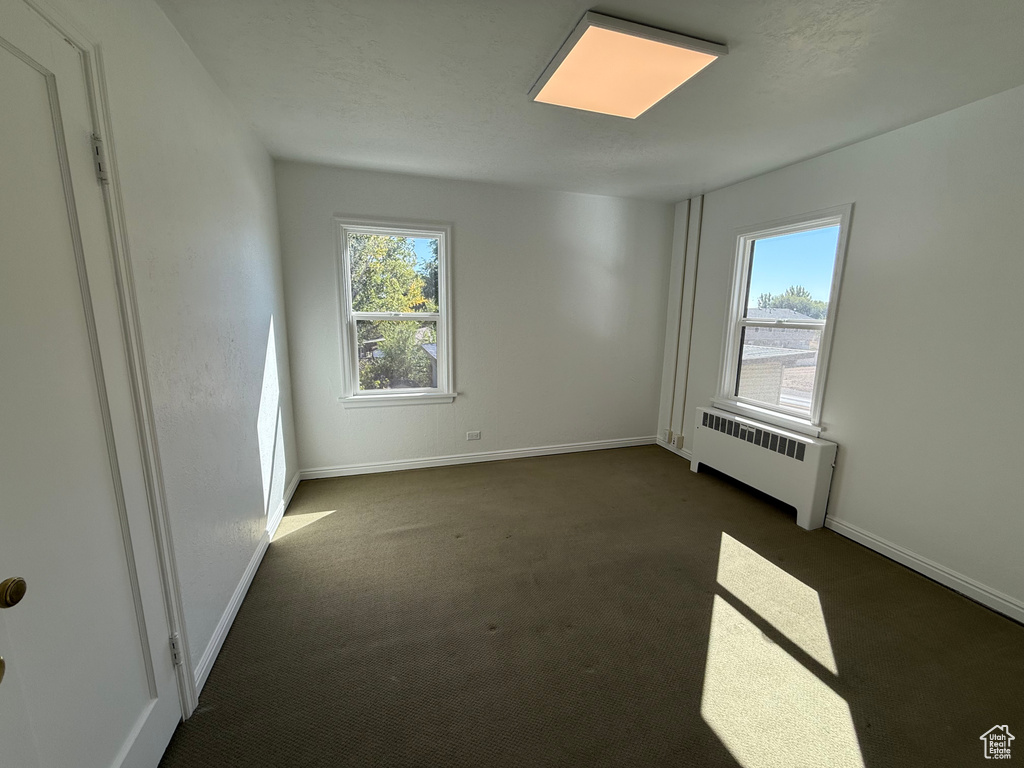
159,446,1023,767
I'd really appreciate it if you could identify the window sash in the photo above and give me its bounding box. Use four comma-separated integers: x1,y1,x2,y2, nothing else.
730,393,820,420
718,205,852,426
351,311,440,321
337,218,452,398
738,319,824,331
352,385,437,395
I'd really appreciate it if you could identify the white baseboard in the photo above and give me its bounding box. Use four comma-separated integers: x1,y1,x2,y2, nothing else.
299,436,657,480
266,472,300,540
193,472,302,695
656,438,692,461
825,517,1024,624
193,530,271,694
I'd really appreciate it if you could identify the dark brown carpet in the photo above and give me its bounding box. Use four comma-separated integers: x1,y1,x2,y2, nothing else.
159,446,1023,767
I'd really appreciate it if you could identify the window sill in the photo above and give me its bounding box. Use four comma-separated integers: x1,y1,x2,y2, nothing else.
340,392,457,409
710,397,822,438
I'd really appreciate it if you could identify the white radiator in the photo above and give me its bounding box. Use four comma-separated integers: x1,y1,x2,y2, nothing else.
691,407,837,530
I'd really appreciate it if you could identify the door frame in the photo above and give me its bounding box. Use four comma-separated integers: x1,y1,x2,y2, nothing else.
21,0,198,718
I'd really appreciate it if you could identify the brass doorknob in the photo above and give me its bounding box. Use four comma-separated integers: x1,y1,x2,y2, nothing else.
0,577,27,608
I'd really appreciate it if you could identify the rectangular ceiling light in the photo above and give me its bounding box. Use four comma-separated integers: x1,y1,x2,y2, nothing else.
530,12,728,119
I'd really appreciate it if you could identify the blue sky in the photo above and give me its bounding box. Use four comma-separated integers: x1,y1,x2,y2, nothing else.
411,237,437,269
747,226,840,306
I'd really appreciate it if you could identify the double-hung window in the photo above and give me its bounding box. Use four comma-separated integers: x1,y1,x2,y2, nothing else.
337,218,454,406
718,205,851,427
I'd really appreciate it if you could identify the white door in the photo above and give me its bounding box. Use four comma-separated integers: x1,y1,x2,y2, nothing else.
0,613,39,767
0,2,182,766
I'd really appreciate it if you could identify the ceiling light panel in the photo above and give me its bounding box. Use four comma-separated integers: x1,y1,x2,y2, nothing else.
530,12,728,119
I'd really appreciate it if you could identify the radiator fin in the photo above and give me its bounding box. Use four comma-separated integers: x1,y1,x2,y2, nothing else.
702,412,806,462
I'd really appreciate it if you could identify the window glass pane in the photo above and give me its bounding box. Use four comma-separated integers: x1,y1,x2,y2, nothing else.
349,233,438,313
745,226,839,320
735,326,823,415
356,319,437,391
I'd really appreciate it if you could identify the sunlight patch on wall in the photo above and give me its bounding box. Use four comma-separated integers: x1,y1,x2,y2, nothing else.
716,533,837,673
257,316,281,514
273,510,335,541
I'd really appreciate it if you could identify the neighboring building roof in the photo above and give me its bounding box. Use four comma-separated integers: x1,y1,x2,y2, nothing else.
742,345,816,361
420,342,437,360
744,308,820,351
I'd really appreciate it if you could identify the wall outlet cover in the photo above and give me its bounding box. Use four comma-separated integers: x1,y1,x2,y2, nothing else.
466,431,482,440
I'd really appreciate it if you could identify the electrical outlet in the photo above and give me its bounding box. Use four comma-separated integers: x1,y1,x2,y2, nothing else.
466,431,481,441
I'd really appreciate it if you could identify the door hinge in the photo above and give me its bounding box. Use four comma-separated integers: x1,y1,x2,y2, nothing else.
169,633,183,666
91,134,109,184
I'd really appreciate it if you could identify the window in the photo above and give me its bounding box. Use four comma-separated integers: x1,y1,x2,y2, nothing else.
336,218,453,406
718,205,851,427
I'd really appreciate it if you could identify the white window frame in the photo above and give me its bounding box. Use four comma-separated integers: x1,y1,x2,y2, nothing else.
335,216,455,407
714,204,852,432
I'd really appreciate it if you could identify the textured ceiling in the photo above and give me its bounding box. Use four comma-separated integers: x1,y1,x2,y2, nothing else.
156,0,1024,201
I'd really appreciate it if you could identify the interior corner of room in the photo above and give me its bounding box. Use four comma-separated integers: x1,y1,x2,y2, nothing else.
2,0,1023,766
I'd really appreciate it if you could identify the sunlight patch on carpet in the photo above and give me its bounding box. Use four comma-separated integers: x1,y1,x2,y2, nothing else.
702,533,864,768
716,533,838,673
273,510,335,541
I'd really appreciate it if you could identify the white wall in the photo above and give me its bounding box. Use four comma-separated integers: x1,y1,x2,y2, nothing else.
48,0,299,666
275,162,673,472
671,84,1024,613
